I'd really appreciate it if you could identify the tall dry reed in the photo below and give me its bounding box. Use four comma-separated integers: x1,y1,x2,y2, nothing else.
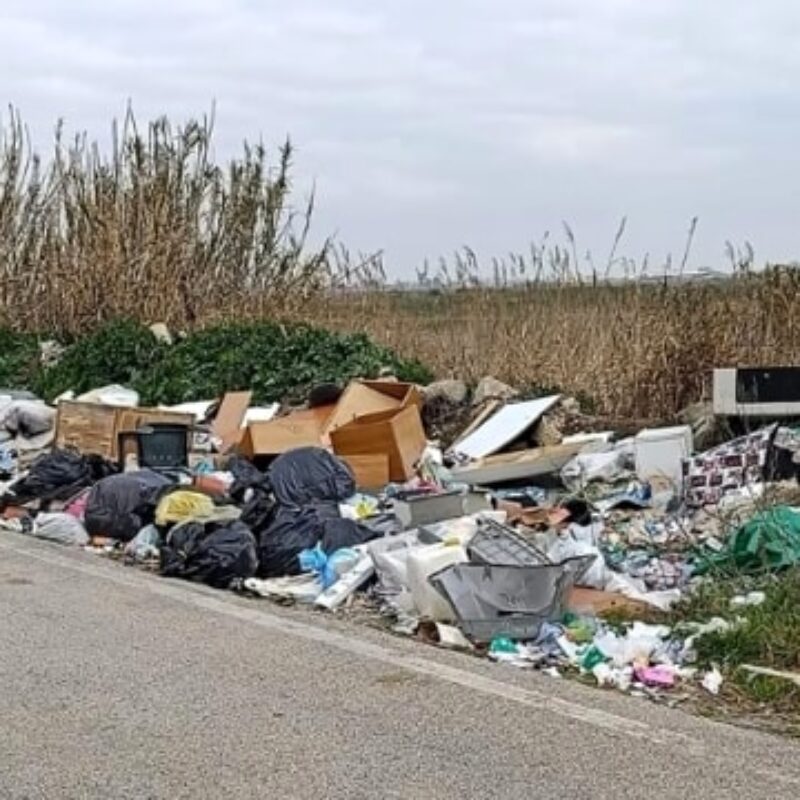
2,109,799,420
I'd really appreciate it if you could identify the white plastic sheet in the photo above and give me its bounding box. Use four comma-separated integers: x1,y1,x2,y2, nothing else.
453,396,561,461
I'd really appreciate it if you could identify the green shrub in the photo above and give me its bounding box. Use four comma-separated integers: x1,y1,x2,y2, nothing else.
136,321,432,405
0,329,40,389
31,320,164,401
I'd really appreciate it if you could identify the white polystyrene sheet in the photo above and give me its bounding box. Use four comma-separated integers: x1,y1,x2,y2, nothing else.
453,395,561,461
161,401,216,420
242,404,280,426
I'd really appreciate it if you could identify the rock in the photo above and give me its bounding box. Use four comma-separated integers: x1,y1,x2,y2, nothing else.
422,380,471,448
533,413,564,447
533,396,592,447
39,340,65,368
149,323,173,345
422,379,469,405
676,401,720,450
472,377,517,407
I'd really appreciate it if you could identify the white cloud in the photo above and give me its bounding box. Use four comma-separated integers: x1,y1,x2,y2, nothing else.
1,0,799,273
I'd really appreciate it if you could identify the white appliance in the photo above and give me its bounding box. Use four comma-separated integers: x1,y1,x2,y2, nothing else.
714,367,800,417
634,426,694,490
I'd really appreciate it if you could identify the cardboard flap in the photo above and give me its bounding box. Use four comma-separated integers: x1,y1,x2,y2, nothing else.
341,454,390,489
323,380,421,436
241,405,333,456
330,404,426,482
212,391,253,452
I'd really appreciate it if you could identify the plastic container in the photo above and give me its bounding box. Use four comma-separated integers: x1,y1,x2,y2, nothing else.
634,425,693,490
468,519,550,567
429,555,596,643
406,542,468,622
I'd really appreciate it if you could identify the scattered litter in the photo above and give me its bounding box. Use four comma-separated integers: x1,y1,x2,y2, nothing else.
3,368,798,715
740,664,800,688
702,667,724,696
730,591,767,608
125,524,161,561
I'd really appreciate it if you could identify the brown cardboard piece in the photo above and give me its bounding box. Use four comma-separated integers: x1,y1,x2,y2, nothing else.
239,405,334,458
449,441,589,485
212,391,253,452
322,380,422,440
341,454,391,490
566,587,652,617
330,404,426,482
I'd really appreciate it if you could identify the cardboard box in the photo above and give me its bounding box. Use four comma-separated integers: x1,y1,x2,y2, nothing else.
55,401,118,458
212,391,253,452
239,405,334,458
449,441,592,485
323,380,422,440
330,404,426,482
341,454,391,490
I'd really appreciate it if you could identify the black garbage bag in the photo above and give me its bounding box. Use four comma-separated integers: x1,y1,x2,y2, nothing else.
239,489,275,536
228,456,275,534
269,447,355,507
84,470,172,542
2,449,117,506
228,456,271,499
257,502,379,578
160,519,258,588
251,447,380,578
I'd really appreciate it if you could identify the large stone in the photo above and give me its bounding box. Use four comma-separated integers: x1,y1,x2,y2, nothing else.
422,379,469,405
472,377,518,407
149,323,173,345
39,340,65,368
676,401,720,451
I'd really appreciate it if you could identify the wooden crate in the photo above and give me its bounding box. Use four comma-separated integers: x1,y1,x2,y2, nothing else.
55,402,119,459
55,402,194,461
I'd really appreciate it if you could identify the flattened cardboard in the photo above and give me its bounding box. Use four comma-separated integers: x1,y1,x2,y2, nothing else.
212,391,253,452
323,380,422,439
240,405,334,457
330,404,426,482
567,587,652,617
450,441,589,485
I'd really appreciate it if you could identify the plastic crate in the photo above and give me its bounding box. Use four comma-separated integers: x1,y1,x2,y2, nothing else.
468,519,551,567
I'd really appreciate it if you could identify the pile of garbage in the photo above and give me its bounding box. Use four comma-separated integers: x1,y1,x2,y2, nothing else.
2,370,800,705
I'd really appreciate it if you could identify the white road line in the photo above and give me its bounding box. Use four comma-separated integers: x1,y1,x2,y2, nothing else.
2,536,798,787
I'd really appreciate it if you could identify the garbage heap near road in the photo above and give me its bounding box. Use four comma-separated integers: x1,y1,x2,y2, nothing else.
2,371,800,703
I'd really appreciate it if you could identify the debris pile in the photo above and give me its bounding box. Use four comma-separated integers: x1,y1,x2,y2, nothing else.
3,351,800,708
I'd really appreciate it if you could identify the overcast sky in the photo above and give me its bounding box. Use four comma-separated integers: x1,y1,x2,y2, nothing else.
1,0,798,276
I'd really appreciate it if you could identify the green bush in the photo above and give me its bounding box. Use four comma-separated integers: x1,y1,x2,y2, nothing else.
0,329,41,389
136,321,432,405
27,319,433,405
31,320,165,401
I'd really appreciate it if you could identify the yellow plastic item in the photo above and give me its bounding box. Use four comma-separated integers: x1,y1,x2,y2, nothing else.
155,491,215,526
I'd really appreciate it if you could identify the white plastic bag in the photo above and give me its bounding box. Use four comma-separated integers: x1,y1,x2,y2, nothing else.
76,384,139,407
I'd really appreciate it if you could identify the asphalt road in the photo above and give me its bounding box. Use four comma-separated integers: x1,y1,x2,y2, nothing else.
1,533,799,800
